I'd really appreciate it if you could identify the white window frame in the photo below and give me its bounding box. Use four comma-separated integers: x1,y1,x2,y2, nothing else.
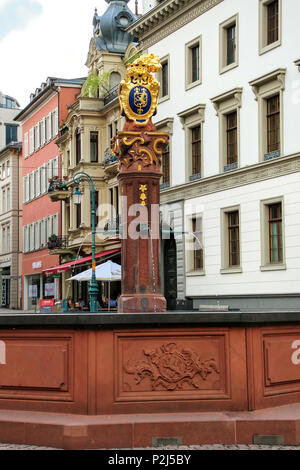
219,14,239,75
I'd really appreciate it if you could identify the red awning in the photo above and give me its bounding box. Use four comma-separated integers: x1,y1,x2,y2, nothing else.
42,249,120,276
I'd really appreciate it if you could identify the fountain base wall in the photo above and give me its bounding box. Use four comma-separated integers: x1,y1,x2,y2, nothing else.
0,312,300,447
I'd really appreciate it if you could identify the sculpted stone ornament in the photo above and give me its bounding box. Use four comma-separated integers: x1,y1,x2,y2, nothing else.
124,343,220,391
115,53,168,313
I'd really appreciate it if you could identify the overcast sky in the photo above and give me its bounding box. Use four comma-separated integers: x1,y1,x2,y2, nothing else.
0,0,137,108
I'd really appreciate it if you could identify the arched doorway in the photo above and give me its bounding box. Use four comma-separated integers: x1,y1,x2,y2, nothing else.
163,235,177,310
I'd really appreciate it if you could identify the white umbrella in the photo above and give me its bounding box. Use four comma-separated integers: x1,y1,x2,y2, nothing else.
67,260,121,311
67,260,121,281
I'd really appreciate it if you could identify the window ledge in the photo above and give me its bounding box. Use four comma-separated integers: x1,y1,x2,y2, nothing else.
260,263,286,272
186,269,205,277
185,80,202,91
159,95,170,104
220,62,238,75
259,40,281,56
160,182,170,190
220,267,242,274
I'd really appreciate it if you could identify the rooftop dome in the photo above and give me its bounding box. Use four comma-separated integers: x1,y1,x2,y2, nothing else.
93,1,137,54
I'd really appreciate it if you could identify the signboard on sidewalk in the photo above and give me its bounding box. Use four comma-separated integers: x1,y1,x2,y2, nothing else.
40,299,55,313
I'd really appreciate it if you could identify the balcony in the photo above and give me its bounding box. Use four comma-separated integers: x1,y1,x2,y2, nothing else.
48,177,70,202
47,236,73,255
103,84,119,106
103,216,121,236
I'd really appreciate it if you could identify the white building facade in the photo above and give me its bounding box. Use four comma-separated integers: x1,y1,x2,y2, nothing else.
129,0,300,309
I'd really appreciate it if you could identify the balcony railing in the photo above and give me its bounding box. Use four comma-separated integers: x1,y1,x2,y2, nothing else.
103,216,121,235
103,84,119,106
47,236,69,250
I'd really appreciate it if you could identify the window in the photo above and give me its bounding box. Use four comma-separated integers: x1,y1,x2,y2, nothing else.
211,88,242,172
227,211,240,267
162,145,170,186
226,111,238,166
5,124,18,145
155,117,173,189
221,206,241,273
259,0,281,54
249,69,285,161
24,132,29,158
75,129,81,165
266,94,280,153
186,215,204,275
192,217,203,270
219,14,239,74
260,197,285,270
162,62,168,97
268,202,282,263
177,104,205,182
226,24,236,66
95,192,99,228
185,36,202,90
90,131,98,162
191,126,201,177
158,55,170,102
6,187,10,211
76,203,81,228
267,0,279,45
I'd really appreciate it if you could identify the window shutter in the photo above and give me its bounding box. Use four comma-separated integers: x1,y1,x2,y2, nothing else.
48,160,53,179
23,226,26,253
53,213,59,236
37,124,40,149
41,165,45,194
34,222,39,251
53,156,59,177
48,113,52,141
24,132,29,157
29,224,34,252
36,169,41,197
54,108,59,135
23,176,26,203
42,118,46,145
29,128,34,154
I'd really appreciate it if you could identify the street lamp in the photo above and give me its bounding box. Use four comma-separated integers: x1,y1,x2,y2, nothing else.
73,172,98,313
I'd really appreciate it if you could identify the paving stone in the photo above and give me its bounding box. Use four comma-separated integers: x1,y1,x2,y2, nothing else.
0,443,300,450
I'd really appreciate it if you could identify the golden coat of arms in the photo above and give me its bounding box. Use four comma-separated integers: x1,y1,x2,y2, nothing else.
119,53,162,126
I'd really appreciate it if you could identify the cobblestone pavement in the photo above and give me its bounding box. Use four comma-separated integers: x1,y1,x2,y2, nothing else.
0,443,300,450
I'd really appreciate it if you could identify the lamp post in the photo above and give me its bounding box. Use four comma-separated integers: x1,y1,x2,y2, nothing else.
73,172,98,313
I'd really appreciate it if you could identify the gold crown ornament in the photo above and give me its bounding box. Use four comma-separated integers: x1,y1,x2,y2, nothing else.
119,53,162,126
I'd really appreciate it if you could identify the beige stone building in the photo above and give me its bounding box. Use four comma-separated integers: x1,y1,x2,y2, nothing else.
46,2,138,304
0,142,22,308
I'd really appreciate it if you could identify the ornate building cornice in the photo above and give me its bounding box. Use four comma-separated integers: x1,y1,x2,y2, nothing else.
129,0,224,50
160,153,300,204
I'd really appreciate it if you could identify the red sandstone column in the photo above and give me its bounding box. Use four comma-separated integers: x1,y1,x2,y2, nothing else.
116,129,168,313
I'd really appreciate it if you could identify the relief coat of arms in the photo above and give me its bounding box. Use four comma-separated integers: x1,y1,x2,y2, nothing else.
124,343,220,391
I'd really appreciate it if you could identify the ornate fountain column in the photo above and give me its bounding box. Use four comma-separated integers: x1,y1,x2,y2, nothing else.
114,54,168,313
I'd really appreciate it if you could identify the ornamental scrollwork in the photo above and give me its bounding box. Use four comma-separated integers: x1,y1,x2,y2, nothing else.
112,132,168,171
124,342,220,391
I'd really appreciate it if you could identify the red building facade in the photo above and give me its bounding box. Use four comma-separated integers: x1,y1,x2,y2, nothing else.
15,78,84,309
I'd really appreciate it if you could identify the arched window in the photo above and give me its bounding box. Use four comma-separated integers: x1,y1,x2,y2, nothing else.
109,72,121,89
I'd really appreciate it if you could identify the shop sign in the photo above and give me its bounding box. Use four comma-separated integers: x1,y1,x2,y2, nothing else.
32,261,42,269
40,299,54,313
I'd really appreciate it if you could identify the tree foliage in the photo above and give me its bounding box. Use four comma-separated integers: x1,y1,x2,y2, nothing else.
83,71,111,98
